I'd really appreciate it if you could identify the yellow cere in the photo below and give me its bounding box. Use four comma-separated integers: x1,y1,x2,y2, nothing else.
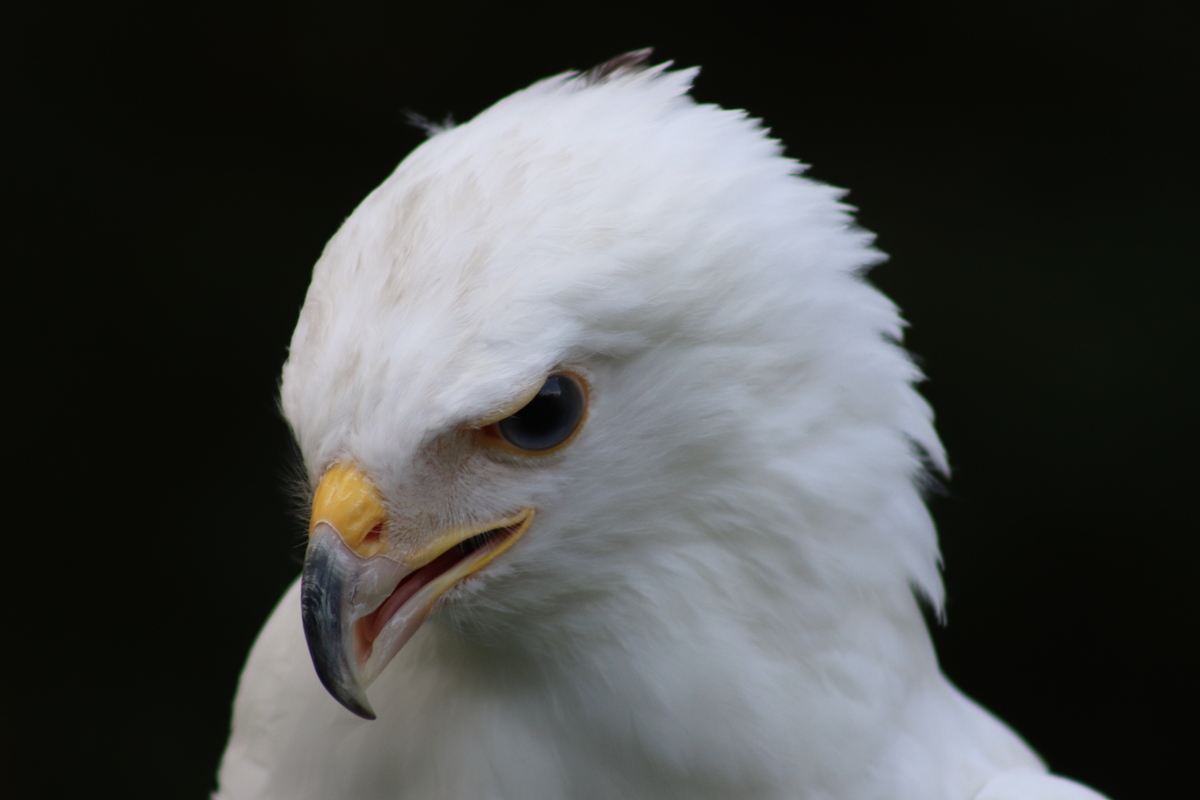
309,463,389,557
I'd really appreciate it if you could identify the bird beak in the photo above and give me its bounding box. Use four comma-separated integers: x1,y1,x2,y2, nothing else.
300,463,533,719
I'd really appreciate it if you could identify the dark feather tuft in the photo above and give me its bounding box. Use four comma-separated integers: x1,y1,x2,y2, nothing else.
577,48,654,86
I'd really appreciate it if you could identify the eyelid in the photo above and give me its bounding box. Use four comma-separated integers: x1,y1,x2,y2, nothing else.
475,371,590,456
471,380,546,428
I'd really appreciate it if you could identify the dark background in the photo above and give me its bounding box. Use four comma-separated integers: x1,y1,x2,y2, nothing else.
8,2,1196,797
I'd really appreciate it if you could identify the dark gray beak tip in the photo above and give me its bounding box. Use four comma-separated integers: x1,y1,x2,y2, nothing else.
301,532,377,721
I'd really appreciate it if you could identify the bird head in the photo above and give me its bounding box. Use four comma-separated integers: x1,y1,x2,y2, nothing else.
281,53,946,719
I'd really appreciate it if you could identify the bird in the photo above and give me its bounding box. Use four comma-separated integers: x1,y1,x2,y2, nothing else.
214,51,1110,800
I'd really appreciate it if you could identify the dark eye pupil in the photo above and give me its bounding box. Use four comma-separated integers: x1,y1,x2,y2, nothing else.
497,374,584,451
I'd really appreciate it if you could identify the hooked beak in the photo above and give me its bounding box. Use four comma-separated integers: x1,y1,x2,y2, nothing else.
300,463,533,719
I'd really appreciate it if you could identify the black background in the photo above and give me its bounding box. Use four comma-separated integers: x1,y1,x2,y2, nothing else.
8,2,1196,797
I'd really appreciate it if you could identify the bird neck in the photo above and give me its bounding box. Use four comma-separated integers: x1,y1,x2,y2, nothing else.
429,532,945,792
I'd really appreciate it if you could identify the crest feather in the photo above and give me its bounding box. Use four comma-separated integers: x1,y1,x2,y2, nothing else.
576,48,654,86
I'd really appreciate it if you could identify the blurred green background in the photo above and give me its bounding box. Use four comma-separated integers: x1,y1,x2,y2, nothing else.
8,1,1195,797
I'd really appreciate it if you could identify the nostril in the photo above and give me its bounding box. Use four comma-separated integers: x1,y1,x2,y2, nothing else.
363,523,384,547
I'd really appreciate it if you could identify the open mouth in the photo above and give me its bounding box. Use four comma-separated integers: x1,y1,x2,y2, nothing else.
351,517,528,668
301,497,537,719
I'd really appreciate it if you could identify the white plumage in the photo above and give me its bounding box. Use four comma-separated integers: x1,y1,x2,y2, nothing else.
215,55,1109,800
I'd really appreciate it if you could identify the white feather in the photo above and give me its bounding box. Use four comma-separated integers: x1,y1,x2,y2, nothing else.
216,59,1108,800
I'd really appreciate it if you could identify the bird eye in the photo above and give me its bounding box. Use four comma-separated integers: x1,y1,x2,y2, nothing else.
494,373,586,452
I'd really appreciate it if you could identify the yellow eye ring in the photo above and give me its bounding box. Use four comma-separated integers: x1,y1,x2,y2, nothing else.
480,372,589,455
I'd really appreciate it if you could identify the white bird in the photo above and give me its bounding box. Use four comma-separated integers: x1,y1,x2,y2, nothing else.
215,52,1110,800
